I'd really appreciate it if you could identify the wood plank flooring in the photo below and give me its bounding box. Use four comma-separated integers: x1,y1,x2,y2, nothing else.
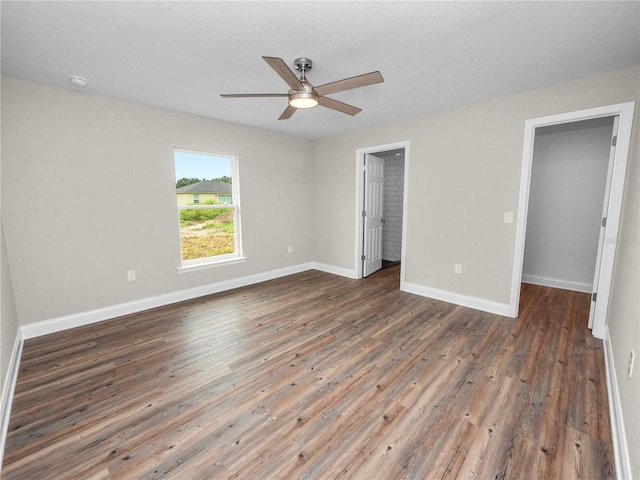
2,266,614,479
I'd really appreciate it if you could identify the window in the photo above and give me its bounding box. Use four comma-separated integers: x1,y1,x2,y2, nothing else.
174,149,242,268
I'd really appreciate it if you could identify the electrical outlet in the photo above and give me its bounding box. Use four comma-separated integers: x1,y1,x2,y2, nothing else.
288,245,293,254
628,350,635,378
454,264,462,275
127,270,136,282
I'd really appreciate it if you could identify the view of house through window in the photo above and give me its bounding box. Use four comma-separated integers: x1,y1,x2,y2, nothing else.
174,149,240,265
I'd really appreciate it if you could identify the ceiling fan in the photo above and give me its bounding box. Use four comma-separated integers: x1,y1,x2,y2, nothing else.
220,56,384,120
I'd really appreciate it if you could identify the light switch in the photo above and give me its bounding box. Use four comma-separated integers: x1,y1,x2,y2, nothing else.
504,212,514,224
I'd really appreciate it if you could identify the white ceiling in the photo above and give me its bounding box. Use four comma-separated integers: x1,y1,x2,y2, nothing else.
2,1,639,140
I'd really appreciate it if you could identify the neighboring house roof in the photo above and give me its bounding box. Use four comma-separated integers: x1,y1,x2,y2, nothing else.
176,180,232,194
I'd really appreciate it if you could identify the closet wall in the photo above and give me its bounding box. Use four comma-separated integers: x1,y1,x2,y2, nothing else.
382,156,405,262
522,116,614,291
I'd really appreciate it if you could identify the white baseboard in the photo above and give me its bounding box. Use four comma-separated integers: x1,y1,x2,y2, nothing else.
401,281,512,317
522,274,592,293
21,262,315,340
311,262,357,279
603,328,632,480
1,330,23,466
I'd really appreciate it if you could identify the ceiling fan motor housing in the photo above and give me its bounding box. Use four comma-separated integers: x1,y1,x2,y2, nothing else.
289,59,318,108
289,82,318,109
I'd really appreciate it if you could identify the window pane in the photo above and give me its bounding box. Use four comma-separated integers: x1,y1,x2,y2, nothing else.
174,149,238,263
179,207,235,260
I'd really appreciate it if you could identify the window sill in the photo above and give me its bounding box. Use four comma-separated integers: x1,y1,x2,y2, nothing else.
178,256,248,273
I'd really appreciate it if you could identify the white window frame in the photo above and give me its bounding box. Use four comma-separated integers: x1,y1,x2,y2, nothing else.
175,148,245,272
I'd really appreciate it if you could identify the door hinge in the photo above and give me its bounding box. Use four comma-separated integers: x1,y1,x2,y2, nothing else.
361,255,366,261
592,292,597,302
612,135,617,147
362,210,367,217
602,217,607,228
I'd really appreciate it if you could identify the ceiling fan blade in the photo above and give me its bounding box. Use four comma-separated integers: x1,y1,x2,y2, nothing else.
263,56,304,90
278,105,297,120
315,71,384,96
318,96,362,116
220,93,289,98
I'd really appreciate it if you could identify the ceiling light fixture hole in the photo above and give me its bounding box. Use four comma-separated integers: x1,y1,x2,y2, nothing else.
69,76,88,88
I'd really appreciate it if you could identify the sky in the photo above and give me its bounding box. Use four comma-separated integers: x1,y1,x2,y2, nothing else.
174,150,232,180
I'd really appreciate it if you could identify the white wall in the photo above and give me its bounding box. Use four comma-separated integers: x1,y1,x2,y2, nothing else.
382,156,404,262
0,221,20,458
1,73,20,400
522,117,614,292
0,77,314,326
1,75,21,452
607,104,640,480
0,223,18,391
313,66,639,305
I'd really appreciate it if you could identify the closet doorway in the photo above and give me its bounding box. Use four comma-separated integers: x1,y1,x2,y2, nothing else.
510,102,635,339
355,141,409,280
522,116,616,295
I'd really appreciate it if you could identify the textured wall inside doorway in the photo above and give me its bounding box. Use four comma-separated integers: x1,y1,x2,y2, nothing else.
383,157,405,261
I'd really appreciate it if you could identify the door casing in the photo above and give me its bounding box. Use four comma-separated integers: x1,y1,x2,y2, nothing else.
588,116,619,329
510,102,636,339
355,141,410,282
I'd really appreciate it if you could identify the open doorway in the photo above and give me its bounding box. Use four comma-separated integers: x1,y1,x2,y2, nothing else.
522,116,616,294
355,142,409,280
510,102,635,339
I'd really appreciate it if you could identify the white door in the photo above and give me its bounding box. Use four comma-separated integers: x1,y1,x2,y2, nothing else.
363,154,384,277
588,115,619,329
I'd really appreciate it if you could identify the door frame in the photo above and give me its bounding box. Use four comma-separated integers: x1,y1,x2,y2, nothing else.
355,141,410,280
509,102,635,339
588,115,619,329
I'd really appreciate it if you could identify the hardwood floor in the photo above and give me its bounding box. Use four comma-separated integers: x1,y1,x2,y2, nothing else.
2,266,614,479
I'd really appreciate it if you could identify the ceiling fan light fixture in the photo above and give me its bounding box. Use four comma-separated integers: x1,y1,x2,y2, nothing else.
289,91,319,109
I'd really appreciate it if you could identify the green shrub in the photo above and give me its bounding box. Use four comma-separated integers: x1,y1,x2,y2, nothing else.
180,208,232,225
